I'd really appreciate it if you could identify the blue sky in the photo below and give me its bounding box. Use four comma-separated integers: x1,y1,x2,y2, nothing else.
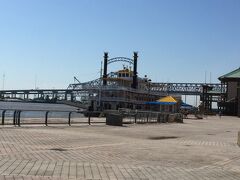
0,0,239,89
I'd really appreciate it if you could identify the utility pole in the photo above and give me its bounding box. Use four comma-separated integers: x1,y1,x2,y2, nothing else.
210,72,212,84
98,61,103,111
34,75,37,89
205,71,207,84
2,73,5,90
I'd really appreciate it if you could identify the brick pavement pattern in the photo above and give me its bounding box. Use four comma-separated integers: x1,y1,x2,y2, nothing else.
0,116,240,179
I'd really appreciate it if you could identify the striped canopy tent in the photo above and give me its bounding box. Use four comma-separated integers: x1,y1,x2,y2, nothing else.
145,96,179,113
145,96,177,105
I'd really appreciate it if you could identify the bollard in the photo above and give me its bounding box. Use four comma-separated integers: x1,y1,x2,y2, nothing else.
88,112,91,125
17,111,21,127
68,112,72,126
134,114,137,124
45,111,49,126
2,110,6,125
13,110,17,125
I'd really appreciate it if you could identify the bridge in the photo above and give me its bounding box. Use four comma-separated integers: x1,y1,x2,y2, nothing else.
0,52,227,110
0,81,225,100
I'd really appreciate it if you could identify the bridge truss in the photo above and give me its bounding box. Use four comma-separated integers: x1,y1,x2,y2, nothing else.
68,78,225,96
0,80,225,98
0,77,226,110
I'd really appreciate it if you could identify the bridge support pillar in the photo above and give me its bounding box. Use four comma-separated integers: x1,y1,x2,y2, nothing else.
71,93,74,102
24,93,29,100
202,85,213,114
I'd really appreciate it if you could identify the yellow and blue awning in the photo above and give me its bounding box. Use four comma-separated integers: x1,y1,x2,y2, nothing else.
145,96,177,105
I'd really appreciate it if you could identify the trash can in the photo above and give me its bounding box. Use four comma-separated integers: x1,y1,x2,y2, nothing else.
106,113,123,126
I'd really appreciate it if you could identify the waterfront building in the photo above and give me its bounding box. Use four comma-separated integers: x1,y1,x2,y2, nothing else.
218,67,240,116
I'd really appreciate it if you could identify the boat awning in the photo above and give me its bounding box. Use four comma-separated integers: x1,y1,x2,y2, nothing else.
181,102,193,107
145,101,177,105
180,102,194,109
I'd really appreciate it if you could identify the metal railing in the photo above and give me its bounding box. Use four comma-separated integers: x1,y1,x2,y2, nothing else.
105,109,183,124
1,108,182,127
0,109,104,126
129,111,178,124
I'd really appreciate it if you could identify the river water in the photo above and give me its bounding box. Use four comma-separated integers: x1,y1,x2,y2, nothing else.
0,101,81,120
0,101,77,111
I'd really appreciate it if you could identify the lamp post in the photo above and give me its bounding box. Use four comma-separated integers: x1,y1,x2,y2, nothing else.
147,79,152,111
148,79,152,99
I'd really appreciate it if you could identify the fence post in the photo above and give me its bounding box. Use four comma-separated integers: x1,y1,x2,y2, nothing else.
68,112,72,126
45,111,49,126
88,111,91,125
2,110,6,125
18,111,21,127
147,112,149,123
13,110,17,125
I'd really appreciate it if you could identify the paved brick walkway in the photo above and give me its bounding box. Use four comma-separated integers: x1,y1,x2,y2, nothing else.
0,116,240,179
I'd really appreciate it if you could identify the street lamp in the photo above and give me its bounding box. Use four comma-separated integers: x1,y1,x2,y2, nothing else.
148,79,152,101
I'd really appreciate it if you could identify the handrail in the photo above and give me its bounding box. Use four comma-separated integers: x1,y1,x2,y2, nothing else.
0,109,80,113
0,109,103,126
0,108,182,126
